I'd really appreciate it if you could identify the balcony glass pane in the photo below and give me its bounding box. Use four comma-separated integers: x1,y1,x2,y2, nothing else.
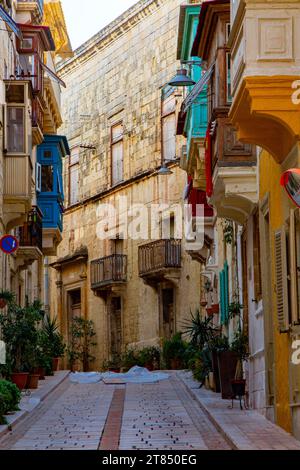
7,107,25,153
41,165,54,192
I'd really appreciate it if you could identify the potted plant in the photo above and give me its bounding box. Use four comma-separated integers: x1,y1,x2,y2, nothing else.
211,303,220,314
0,291,14,309
104,354,121,373
162,333,187,370
229,300,243,320
41,314,66,372
208,334,229,394
67,317,97,372
0,301,43,391
138,347,161,371
230,330,249,398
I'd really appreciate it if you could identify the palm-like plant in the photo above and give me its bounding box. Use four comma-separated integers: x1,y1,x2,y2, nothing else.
182,310,216,350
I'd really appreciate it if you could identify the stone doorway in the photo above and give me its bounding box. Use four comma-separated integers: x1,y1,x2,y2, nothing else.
110,297,122,358
162,288,175,340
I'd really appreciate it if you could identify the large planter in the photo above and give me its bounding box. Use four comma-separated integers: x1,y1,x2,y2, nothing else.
206,307,214,317
217,351,238,399
211,304,220,314
0,299,7,309
33,367,46,380
231,379,246,398
11,373,29,391
52,358,59,372
27,374,40,390
170,358,182,370
211,351,221,393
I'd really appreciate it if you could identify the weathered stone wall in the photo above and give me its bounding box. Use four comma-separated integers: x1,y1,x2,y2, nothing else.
53,0,202,368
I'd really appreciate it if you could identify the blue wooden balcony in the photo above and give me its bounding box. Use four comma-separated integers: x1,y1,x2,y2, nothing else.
37,135,69,255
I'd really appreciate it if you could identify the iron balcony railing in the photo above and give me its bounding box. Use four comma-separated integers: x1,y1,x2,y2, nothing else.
138,239,181,277
18,206,43,252
91,254,127,289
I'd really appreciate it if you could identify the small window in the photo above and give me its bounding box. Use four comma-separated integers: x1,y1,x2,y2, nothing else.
111,123,124,185
226,53,232,103
20,37,33,50
44,150,52,159
6,83,25,104
36,163,42,192
41,166,54,192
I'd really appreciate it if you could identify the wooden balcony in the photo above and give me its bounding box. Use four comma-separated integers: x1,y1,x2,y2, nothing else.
16,207,43,269
139,240,181,285
91,255,127,293
3,155,32,231
16,0,44,24
32,97,44,145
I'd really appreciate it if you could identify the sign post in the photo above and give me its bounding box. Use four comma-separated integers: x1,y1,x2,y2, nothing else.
0,235,19,255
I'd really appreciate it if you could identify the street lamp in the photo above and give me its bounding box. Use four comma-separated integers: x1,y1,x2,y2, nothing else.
280,169,300,207
168,61,202,88
157,158,180,176
157,163,173,176
168,68,196,87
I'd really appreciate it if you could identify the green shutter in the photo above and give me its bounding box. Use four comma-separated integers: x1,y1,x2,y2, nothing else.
224,261,229,325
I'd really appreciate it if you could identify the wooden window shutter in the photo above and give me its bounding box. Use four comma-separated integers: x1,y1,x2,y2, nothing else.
274,227,290,332
253,210,262,301
289,209,299,325
219,271,225,325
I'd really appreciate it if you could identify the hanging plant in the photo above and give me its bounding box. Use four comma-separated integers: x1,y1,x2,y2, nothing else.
223,220,234,245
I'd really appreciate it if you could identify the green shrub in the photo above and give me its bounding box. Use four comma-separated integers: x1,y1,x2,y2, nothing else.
121,349,139,371
138,347,161,369
0,393,7,425
162,333,188,369
0,380,21,417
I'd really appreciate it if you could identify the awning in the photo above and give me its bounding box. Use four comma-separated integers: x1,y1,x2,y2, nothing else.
182,63,215,113
0,6,22,40
40,60,66,88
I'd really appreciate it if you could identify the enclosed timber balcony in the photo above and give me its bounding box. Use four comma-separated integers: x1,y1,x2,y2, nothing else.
139,240,181,286
91,255,127,294
16,0,44,24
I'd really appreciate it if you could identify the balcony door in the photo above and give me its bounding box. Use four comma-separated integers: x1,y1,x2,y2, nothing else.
110,297,122,358
68,289,81,342
162,288,175,340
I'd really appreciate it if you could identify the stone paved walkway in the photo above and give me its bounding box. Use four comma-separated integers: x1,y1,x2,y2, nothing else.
178,371,300,451
1,371,299,450
0,373,230,450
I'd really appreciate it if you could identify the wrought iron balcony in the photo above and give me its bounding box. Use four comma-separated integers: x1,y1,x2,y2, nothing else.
91,255,127,290
18,207,43,252
138,239,181,278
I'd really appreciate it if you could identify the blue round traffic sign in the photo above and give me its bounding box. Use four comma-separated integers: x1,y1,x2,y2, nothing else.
0,235,19,254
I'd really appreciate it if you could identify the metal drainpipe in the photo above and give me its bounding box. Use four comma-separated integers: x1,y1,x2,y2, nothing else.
44,256,49,312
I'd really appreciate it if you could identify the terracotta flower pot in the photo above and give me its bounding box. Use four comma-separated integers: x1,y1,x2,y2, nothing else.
170,358,182,370
33,367,46,380
52,358,59,372
211,304,220,314
11,373,29,391
0,298,7,309
206,307,214,316
27,374,40,390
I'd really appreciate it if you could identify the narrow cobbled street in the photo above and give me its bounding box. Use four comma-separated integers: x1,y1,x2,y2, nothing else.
0,375,231,451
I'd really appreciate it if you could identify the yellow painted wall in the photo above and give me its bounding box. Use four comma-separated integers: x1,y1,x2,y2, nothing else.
259,149,292,432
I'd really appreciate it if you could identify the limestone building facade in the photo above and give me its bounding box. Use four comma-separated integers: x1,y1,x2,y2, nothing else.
53,0,203,368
